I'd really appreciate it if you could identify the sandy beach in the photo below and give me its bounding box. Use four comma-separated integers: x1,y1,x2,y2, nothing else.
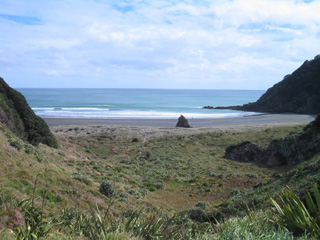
46,113,316,139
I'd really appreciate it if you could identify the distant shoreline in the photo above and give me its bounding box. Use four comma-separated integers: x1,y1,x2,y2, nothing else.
44,113,316,128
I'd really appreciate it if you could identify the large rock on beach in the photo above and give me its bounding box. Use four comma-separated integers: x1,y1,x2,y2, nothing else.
176,115,191,128
0,77,58,147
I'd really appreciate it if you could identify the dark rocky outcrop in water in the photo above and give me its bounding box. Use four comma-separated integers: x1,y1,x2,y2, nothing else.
176,115,191,128
206,55,320,114
0,77,58,148
225,115,320,166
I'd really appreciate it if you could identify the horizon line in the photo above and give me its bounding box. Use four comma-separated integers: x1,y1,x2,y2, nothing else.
16,87,266,91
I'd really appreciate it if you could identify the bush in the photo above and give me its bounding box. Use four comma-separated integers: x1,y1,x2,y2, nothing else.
35,151,46,163
194,201,210,210
230,188,241,196
24,144,34,154
146,151,151,159
119,192,129,199
8,139,22,150
144,182,163,192
71,172,91,185
187,207,208,222
246,173,258,179
99,179,115,197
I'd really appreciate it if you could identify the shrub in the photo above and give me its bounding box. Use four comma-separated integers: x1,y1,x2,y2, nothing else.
246,173,258,179
187,207,208,222
194,201,210,210
128,189,138,195
230,188,241,196
119,192,129,199
218,174,225,179
8,139,22,150
24,144,34,154
146,186,157,192
202,182,209,188
99,179,115,197
71,172,91,185
146,151,151,159
34,151,46,163
144,182,163,192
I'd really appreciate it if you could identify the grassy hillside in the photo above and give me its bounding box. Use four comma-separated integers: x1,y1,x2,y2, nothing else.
0,77,58,148
0,122,319,239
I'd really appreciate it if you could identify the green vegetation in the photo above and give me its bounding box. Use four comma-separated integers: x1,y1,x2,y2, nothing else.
0,119,319,239
272,183,320,237
99,180,115,198
214,210,315,240
0,77,58,148
217,153,320,223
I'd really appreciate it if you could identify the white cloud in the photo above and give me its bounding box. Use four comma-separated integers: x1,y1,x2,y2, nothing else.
212,0,320,26
265,25,302,35
0,0,320,89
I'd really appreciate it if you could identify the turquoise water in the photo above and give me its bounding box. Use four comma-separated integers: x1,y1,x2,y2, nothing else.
18,88,265,119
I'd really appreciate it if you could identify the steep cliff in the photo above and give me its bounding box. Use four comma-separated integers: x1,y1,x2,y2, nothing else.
210,55,320,114
0,77,58,147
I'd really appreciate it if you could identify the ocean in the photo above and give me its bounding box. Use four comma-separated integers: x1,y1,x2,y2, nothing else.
18,88,265,119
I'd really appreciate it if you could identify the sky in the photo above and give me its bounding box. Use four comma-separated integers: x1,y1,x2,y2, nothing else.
0,0,320,90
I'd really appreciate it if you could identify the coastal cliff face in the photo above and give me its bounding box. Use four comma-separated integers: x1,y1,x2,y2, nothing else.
0,77,58,148
211,55,320,114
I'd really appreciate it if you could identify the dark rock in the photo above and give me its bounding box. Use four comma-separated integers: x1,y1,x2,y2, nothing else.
224,115,320,166
0,77,58,148
176,115,191,128
208,55,320,114
202,106,214,109
263,137,300,166
264,115,320,166
224,141,265,163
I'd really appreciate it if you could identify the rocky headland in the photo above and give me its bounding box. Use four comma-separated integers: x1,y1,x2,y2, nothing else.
204,55,320,114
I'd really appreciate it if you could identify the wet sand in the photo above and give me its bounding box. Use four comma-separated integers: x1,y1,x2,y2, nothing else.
46,113,316,139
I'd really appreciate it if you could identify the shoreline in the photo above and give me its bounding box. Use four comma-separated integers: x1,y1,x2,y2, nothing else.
44,113,316,128
46,114,316,139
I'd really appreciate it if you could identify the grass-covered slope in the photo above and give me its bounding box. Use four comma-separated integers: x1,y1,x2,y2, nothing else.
2,119,316,239
210,116,320,225
0,77,58,147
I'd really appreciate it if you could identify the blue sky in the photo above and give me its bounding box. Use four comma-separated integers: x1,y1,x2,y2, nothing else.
1,0,320,90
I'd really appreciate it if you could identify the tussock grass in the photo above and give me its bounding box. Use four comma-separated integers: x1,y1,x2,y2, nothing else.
1,122,315,239
213,210,315,240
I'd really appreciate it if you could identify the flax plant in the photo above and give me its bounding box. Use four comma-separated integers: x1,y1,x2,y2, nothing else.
271,183,320,237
